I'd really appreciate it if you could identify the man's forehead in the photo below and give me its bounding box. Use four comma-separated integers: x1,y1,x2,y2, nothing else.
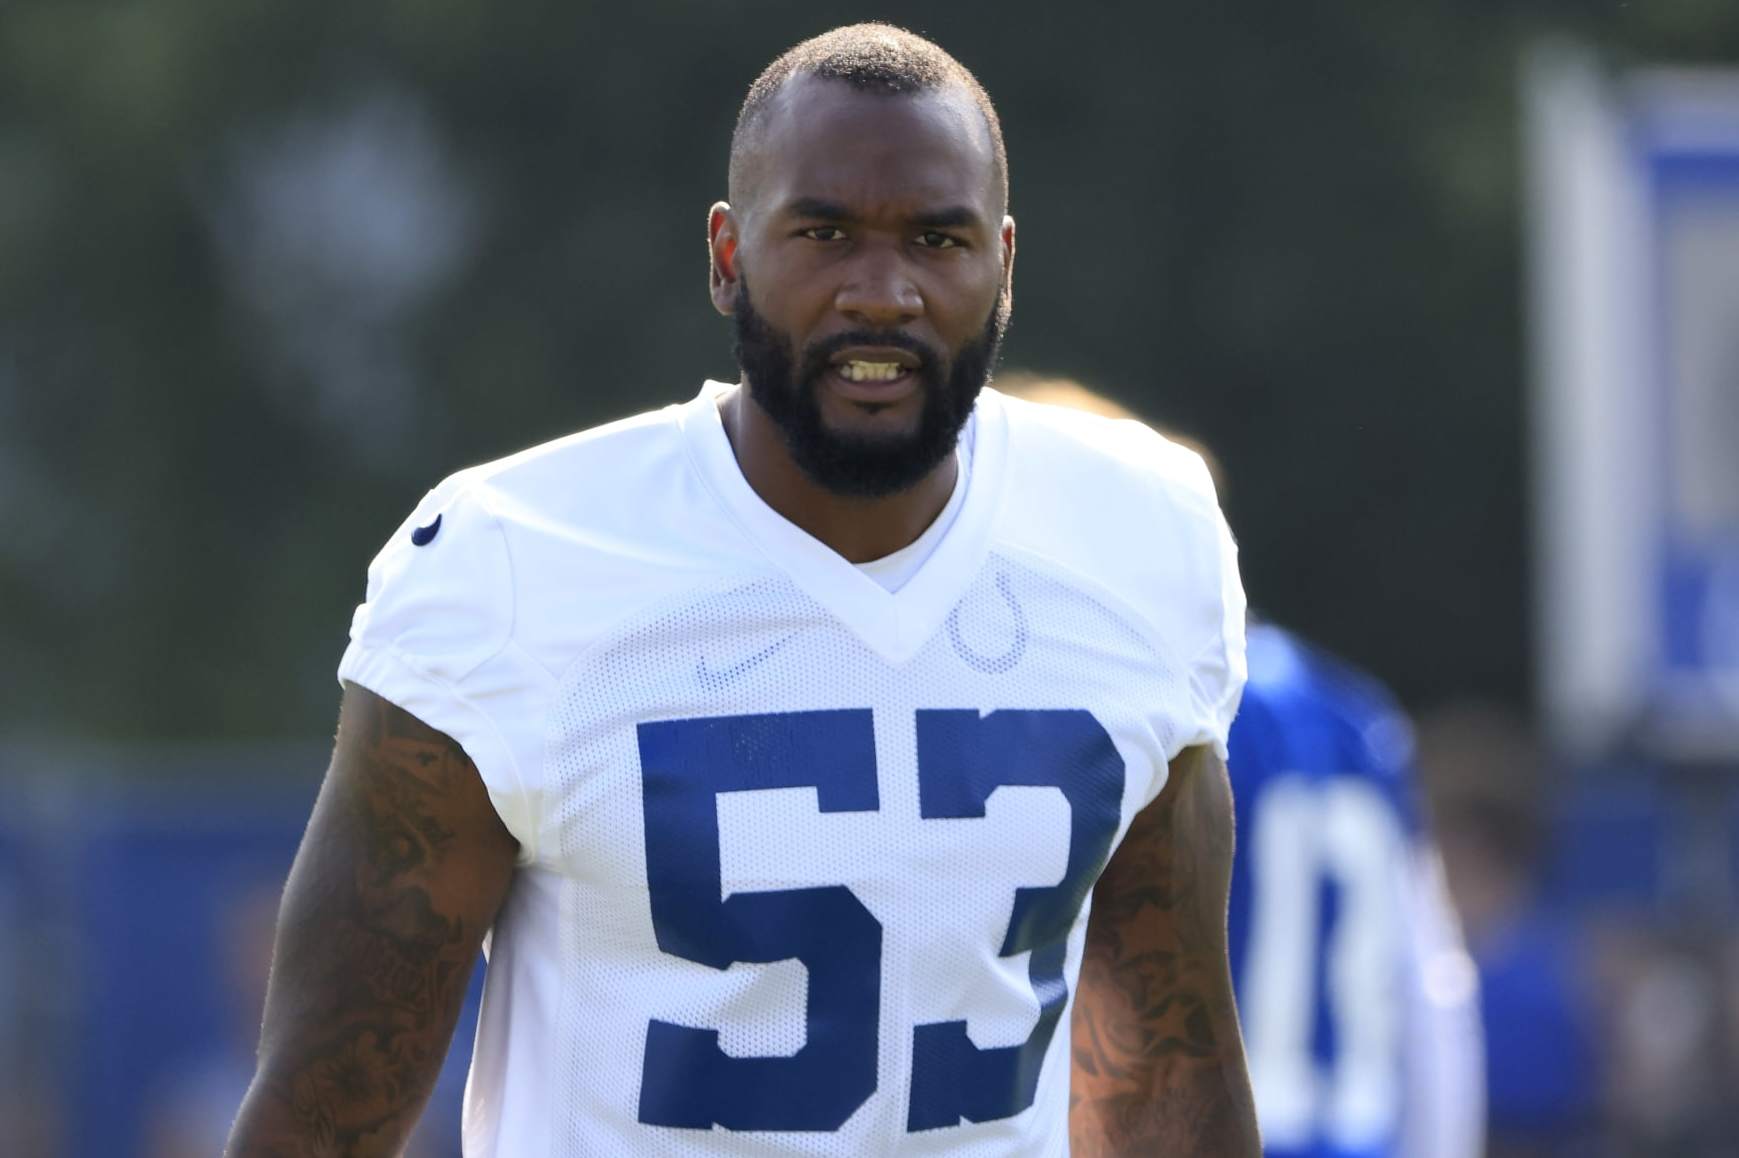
742,75,999,214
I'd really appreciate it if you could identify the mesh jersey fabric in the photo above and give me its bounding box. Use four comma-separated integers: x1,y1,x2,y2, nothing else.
337,382,1246,1156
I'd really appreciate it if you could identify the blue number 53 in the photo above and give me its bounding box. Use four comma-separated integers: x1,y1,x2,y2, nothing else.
635,708,1125,1134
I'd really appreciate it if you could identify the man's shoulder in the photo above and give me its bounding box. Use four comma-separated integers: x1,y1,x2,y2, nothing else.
396,394,733,580
1241,624,1417,791
980,388,1240,679
347,391,749,685
986,387,1230,602
991,388,1220,518
1251,626,1407,735
438,400,692,517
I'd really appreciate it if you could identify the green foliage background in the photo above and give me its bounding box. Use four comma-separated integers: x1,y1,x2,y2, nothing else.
4,1,1737,745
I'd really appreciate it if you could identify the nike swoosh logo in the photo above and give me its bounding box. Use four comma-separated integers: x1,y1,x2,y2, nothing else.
410,514,442,546
696,635,793,686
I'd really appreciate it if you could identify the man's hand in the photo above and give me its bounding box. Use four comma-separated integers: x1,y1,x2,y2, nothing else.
226,683,519,1156
1069,744,1260,1156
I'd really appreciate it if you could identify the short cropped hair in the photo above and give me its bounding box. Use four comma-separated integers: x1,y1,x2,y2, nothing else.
730,23,1008,211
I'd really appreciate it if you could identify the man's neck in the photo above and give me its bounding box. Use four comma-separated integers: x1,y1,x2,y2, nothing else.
717,385,959,565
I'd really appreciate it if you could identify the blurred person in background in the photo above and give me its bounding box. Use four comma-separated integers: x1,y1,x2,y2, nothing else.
227,24,1261,1157
1004,375,1486,1158
1591,921,1728,1155
1417,705,1599,1157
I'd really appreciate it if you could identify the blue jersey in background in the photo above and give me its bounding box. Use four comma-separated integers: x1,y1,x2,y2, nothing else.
1227,623,1424,1158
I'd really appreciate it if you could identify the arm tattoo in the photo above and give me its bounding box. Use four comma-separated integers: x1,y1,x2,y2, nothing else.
227,689,515,1157
1070,748,1260,1156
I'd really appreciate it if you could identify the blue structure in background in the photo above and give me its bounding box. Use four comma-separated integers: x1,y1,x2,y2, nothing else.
0,761,479,1158
1645,145,1739,690
71,791,304,1154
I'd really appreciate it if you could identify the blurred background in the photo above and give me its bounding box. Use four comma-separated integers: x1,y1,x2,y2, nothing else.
2,2,1738,1154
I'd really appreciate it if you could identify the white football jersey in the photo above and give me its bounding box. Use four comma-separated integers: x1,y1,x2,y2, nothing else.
338,382,1247,1157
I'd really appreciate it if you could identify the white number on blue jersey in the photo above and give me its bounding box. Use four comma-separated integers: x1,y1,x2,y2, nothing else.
1241,775,1410,1152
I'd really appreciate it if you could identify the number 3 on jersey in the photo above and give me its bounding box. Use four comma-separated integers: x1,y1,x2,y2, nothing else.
635,708,1125,1133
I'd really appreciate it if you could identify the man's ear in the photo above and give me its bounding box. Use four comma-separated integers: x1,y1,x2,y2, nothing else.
709,202,740,316
999,215,1017,314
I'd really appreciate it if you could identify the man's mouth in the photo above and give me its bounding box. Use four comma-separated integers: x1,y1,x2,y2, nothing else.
823,346,924,400
835,360,909,384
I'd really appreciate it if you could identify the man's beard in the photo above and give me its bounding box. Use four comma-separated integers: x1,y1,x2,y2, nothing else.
732,279,1008,499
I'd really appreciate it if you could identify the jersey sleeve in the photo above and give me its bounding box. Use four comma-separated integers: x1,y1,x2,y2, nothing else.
1178,465,1249,762
336,478,542,861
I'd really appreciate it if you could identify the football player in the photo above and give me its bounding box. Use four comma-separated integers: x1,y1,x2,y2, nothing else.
227,26,1259,1156
1002,376,1485,1158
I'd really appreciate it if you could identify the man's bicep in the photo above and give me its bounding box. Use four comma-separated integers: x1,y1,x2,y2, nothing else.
1076,744,1236,1068
270,682,520,1012
228,683,518,1154
1069,743,1258,1156
1114,743,1237,939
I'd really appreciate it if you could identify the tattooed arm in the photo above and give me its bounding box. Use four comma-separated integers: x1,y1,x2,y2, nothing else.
226,683,518,1156
1070,743,1259,1156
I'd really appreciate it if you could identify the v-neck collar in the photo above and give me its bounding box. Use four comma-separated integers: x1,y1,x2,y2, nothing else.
677,380,1009,665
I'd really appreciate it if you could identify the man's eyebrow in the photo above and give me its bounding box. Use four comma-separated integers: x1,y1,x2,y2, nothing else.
911,206,986,230
776,199,988,230
780,197,853,220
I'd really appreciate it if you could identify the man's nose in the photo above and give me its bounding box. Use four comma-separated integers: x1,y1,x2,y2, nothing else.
834,249,924,327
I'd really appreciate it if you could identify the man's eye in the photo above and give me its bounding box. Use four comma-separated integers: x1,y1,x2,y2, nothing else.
917,231,961,249
801,226,845,242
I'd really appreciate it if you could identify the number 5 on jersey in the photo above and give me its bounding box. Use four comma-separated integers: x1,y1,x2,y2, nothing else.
636,708,1125,1133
